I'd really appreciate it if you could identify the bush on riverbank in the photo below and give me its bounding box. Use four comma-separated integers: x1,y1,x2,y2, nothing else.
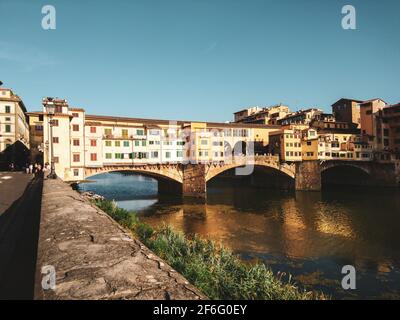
93,199,326,300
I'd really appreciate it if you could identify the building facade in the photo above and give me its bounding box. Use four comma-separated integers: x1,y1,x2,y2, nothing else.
28,98,278,181
331,98,363,127
374,103,400,161
234,105,291,125
0,87,29,153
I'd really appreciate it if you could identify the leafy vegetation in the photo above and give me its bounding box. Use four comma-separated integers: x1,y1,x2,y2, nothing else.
93,198,326,300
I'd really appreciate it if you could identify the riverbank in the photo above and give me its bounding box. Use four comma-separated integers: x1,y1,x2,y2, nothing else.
92,198,326,300
35,179,205,300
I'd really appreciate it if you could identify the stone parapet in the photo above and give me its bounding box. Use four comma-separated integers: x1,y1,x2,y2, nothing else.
34,179,205,300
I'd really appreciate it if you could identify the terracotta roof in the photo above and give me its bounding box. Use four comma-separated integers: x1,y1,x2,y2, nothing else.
359,98,388,105
85,121,103,126
86,114,279,129
69,108,85,112
331,98,364,106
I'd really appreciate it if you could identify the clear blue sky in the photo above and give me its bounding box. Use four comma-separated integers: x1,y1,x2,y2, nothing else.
1,0,399,122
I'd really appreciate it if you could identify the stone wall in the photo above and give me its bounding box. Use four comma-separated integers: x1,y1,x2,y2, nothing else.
295,161,321,191
34,179,205,300
368,162,398,187
182,164,207,198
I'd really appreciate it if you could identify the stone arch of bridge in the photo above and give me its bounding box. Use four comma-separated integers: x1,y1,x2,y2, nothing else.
205,162,295,182
84,165,183,184
321,162,371,175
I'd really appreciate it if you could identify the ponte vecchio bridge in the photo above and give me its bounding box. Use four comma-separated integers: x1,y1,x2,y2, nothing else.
27,98,399,199
84,155,397,199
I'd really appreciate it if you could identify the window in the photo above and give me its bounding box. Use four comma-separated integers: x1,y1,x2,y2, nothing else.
35,125,43,131
5,106,11,113
151,151,159,158
5,117,11,121
138,152,148,159
177,151,183,157
105,153,112,159
122,129,128,137
72,124,79,131
52,119,59,127
165,152,171,159
201,140,208,145
115,153,123,159
73,139,80,146
90,153,97,161
105,141,112,147
115,141,120,147
135,141,140,146
149,130,159,135
90,127,96,133
136,129,144,136
307,141,312,146
104,128,112,135
72,113,79,117
73,154,80,162
90,140,97,147
384,139,389,147
177,141,185,146
142,141,146,146
123,141,129,147
53,137,59,143
5,124,11,133
73,169,79,177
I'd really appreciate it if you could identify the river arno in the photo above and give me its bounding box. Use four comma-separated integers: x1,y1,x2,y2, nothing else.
78,172,400,299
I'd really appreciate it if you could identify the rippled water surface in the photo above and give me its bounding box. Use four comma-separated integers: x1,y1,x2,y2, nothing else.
78,172,400,299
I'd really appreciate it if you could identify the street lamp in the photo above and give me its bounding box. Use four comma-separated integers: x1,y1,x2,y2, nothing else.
46,103,57,179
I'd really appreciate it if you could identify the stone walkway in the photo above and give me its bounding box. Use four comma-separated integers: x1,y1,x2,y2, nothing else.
35,179,205,300
0,171,32,215
0,172,40,299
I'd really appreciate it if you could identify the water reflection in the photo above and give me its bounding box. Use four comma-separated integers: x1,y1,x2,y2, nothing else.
78,172,400,299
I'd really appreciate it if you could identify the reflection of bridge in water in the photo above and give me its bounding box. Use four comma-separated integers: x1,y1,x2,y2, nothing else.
84,154,398,199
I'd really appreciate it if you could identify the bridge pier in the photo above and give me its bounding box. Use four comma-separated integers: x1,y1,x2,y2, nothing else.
182,164,207,199
365,162,397,187
295,161,321,191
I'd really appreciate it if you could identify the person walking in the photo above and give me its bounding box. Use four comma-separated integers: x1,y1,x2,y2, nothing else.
29,163,33,174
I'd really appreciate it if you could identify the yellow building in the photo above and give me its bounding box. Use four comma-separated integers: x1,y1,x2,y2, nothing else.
302,128,319,160
269,128,303,162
